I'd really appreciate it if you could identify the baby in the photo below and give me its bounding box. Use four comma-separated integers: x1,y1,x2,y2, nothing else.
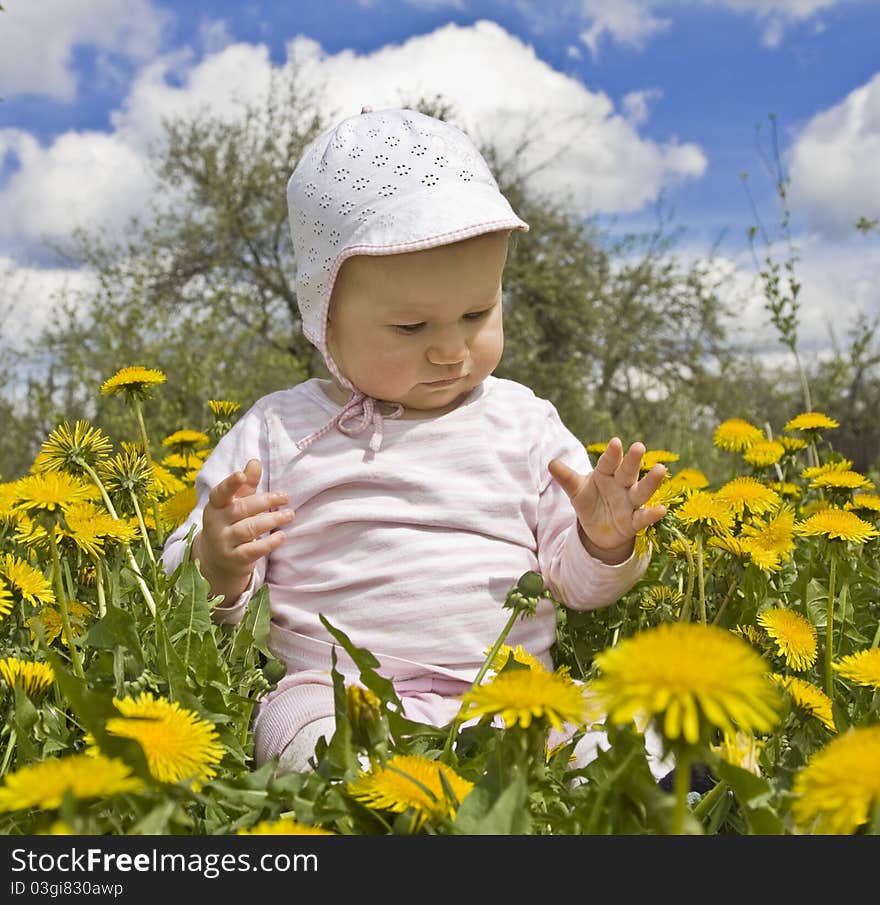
161,106,668,773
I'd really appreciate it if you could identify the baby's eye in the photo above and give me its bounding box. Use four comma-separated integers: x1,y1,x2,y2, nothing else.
394,322,425,334
463,309,491,321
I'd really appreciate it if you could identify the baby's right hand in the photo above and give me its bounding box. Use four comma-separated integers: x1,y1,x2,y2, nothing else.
191,458,294,603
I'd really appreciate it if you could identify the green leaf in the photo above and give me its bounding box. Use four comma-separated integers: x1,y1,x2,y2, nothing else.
43,650,152,781
714,759,785,834
453,772,532,834
231,585,273,663
80,603,145,673
10,687,39,764
319,614,402,711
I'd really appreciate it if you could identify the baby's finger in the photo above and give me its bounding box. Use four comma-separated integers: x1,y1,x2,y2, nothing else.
593,437,623,476
615,441,646,486
208,469,251,509
234,508,294,547
629,464,667,508
633,503,667,533
549,458,586,500
239,459,262,496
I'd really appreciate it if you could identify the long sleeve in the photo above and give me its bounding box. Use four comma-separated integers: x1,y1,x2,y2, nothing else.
160,398,273,625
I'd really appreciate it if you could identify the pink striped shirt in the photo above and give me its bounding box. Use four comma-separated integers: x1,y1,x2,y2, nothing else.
161,375,649,683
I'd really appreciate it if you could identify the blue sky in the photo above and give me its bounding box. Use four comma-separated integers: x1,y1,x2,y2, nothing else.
1,0,879,357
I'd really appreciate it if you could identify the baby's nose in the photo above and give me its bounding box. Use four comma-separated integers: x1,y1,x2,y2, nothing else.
427,329,467,364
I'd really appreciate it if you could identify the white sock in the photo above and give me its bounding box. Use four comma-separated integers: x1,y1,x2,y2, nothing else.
275,716,336,774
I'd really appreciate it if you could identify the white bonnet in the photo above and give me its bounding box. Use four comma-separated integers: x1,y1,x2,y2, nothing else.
287,106,529,386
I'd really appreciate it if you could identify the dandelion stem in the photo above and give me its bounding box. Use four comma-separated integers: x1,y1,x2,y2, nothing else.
667,524,695,622
696,534,707,624
129,490,157,570
671,747,692,835
78,461,156,617
825,554,837,699
711,577,739,627
0,727,17,777
48,529,85,679
442,607,520,759
93,555,107,618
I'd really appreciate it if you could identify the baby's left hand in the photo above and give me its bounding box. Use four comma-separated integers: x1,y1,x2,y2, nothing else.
549,437,667,565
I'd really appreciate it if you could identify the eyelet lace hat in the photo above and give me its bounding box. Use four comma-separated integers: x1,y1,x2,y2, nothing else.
287,105,529,452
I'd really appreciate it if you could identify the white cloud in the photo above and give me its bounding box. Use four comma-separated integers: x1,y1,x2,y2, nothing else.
576,1,671,57
0,129,155,246
622,88,663,126
700,233,880,360
286,20,706,213
569,0,847,54
787,72,880,239
0,0,170,101
0,257,98,349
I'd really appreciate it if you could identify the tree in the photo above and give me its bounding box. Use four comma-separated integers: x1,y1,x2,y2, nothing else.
3,82,758,481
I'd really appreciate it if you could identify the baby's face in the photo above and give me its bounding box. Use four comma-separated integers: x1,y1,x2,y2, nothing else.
326,230,509,415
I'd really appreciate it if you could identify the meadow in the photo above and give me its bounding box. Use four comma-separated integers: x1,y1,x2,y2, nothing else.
0,364,878,836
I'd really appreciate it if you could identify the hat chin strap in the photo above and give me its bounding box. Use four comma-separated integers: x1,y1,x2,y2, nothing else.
295,379,403,453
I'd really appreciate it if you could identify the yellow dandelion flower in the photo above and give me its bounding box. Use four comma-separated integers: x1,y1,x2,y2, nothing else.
708,533,750,561
744,502,796,561
664,536,700,560
486,643,548,673
773,674,835,732
641,449,680,471
640,585,683,611
99,448,156,500
784,411,840,433
644,478,687,511
590,622,782,746
104,693,224,786
795,508,879,543
733,624,765,647
0,753,141,812
100,366,166,398
667,468,710,491
160,486,197,530
778,436,808,454
238,818,336,835
26,600,93,646
0,554,54,605
757,609,817,671
162,452,203,472
847,494,880,514
0,579,12,619
799,500,833,519
348,754,473,828
675,490,735,535
150,461,186,498
769,481,801,499
742,440,785,469
0,481,21,525
711,730,764,775
13,471,95,515
208,400,241,418
792,726,880,834
713,418,763,453
833,648,880,689
810,470,874,492
717,477,781,518
801,459,852,481
586,442,608,456
0,657,54,698
162,430,210,450
458,666,587,730
36,420,113,476
63,502,138,549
